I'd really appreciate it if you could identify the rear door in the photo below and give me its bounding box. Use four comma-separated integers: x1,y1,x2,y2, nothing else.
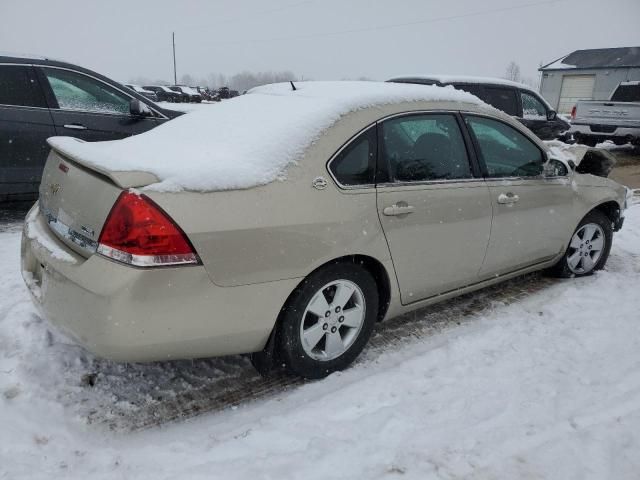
0,64,55,197
376,112,492,304
463,114,573,278
36,66,159,141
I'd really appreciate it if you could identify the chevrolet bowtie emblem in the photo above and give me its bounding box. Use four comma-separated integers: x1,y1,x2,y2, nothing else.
49,183,61,195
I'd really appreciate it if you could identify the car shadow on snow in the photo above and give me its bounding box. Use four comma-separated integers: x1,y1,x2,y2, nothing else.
46,272,559,432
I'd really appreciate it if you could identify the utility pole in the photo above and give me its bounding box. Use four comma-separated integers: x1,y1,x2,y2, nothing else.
172,32,177,85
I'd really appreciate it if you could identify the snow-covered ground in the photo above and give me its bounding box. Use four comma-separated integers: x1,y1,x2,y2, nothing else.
1,204,639,479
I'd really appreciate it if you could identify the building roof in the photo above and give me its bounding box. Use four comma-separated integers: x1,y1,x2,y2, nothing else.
540,47,640,71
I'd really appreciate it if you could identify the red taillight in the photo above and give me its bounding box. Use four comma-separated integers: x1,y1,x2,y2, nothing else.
570,105,576,120
97,191,199,267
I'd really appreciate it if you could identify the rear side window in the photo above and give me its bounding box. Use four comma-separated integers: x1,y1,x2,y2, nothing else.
329,127,376,186
0,65,46,108
521,91,547,119
381,114,472,182
611,84,640,102
450,83,483,98
465,115,543,177
42,67,131,114
482,87,519,116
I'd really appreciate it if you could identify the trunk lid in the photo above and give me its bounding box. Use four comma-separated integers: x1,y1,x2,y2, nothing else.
38,148,126,258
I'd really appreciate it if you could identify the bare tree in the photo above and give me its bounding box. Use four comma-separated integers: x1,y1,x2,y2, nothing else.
179,74,195,86
504,61,521,82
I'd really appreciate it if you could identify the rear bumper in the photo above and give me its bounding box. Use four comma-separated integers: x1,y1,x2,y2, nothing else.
21,205,299,362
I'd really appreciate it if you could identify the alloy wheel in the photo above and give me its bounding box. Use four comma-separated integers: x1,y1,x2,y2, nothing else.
567,223,605,274
300,279,366,361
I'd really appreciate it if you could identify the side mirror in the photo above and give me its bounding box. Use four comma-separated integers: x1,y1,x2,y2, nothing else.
546,109,557,121
130,98,152,117
568,159,576,171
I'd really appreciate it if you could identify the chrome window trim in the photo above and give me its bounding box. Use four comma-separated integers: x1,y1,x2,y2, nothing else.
35,64,169,120
376,177,486,188
0,103,49,111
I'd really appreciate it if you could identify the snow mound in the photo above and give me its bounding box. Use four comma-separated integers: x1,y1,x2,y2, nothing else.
47,81,482,193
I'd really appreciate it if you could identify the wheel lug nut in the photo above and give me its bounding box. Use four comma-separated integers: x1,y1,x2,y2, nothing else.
335,306,341,313
331,326,337,333
323,323,328,330
325,311,331,317
339,316,344,323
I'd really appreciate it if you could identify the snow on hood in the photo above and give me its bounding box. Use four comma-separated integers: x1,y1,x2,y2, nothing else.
47,81,482,193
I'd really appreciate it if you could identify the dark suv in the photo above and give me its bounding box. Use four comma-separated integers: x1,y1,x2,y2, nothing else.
0,54,183,200
388,75,570,141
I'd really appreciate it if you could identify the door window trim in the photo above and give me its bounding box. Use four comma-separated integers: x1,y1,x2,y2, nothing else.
461,112,556,181
375,110,483,188
34,65,168,119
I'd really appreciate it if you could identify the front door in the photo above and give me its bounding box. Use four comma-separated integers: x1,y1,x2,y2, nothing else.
37,66,159,141
0,64,55,197
463,114,574,278
376,113,492,304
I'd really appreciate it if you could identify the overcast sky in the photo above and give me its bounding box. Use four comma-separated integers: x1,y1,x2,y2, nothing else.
2,0,639,86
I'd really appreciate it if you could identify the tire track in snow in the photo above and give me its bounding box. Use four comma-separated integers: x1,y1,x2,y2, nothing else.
84,273,558,431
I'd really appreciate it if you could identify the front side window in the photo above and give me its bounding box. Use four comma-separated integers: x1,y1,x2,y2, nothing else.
329,127,376,186
482,87,519,116
465,115,544,178
42,67,130,115
0,65,46,108
521,91,547,120
381,114,472,182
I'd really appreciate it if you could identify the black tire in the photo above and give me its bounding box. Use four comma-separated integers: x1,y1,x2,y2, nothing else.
278,263,378,379
549,210,613,278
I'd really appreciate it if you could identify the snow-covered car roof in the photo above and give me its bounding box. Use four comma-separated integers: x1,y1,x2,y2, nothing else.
388,74,536,91
48,81,484,193
176,86,200,95
127,84,155,94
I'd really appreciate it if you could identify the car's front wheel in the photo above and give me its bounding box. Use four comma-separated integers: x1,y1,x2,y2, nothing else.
550,210,612,277
279,263,378,379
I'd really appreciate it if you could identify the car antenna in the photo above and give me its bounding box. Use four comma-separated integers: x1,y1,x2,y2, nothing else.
290,80,297,91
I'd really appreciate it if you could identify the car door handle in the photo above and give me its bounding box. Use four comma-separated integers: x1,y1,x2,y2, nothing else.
63,123,87,130
497,193,520,204
383,204,415,216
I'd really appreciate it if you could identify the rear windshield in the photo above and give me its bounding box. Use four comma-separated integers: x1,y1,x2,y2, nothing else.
611,84,640,102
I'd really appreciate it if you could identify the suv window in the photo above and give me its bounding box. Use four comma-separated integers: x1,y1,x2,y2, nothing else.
482,87,518,116
465,115,543,177
0,65,46,108
381,114,472,182
329,127,376,186
42,67,131,115
611,84,640,102
450,83,483,98
521,91,547,119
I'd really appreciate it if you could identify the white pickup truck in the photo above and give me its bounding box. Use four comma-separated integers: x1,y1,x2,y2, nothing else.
570,81,640,147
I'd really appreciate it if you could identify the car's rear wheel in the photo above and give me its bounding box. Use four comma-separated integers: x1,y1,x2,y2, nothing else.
549,210,612,277
279,263,378,379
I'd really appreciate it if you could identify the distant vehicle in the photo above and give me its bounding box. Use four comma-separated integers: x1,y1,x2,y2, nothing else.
143,85,183,103
170,86,202,103
125,84,159,102
216,87,240,100
0,54,184,200
22,81,629,379
388,75,570,141
570,81,640,146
